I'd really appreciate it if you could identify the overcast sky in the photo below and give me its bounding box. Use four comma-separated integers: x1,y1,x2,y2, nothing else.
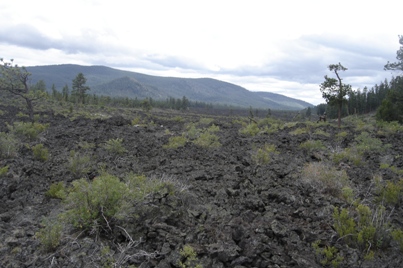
1,0,402,105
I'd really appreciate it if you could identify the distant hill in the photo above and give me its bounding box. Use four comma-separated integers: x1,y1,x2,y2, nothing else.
26,64,313,110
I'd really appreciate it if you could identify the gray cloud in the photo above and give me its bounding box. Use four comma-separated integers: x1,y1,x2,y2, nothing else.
0,24,109,54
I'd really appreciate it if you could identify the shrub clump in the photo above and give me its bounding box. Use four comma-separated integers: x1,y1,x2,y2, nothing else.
300,162,349,197
193,131,221,148
163,136,187,149
46,181,67,199
62,171,172,232
178,244,203,268
67,150,92,179
299,139,326,152
8,121,49,141
32,143,49,161
239,123,260,136
252,143,278,164
36,218,63,252
0,132,19,158
103,138,127,155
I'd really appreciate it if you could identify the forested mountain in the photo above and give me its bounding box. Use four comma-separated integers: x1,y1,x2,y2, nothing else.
26,64,313,110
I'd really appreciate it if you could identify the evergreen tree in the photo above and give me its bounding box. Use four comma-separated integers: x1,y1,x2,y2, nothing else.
385,35,403,71
0,58,43,122
72,73,90,104
320,63,352,128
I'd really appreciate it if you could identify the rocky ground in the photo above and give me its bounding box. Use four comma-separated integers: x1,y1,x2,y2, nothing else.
1,103,403,268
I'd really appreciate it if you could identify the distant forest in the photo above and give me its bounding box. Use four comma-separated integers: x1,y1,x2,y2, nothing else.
30,72,403,121
316,76,403,119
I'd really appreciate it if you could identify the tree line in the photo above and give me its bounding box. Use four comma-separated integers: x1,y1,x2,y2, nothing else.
319,35,403,124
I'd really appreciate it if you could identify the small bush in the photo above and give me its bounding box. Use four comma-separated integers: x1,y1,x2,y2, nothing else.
67,150,92,178
185,123,201,140
335,131,348,141
78,140,95,150
36,218,63,252
193,131,221,148
0,165,8,177
301,162,349,197
355,132,390,155
131,116,142,126
206,124,220,133
32,143,49,161
163,136,187,149
375,178,403,206
376,120,403,135
333,204,393,252
332,147,362,166
0,132,19,158
9,121,49,141
64,173,128,230
103,138,127,155
239,123,260,136
178,244,203,268
46,182,67,199
252,143,278,164
312,240,344,267
289,126,309,135
314,129,330,137
63,171,170,232
199,117,214,125
391,229,403,252
299,139,326,152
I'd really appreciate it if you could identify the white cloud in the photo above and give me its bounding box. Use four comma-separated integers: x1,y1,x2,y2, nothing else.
1,0,402,106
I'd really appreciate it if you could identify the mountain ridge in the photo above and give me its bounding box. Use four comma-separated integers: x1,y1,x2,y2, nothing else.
26,64,314,110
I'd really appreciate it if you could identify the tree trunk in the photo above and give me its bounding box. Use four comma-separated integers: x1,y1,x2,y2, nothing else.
24,97,34,122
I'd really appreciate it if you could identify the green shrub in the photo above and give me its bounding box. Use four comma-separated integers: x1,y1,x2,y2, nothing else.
391,229,403,252
63,171,169,232
376,120,403,135
0,132,19,158
289,126,309,135
131,116,142,126
312,240,344,267
299,139,326,152
163,136,187,149
333,207,356,240
103,138,127,155
335,131,348,141
375,178,403,206
239,123,260,136
46,182,67,199
36,218,63,252
333,204,392,252
260,123,280,134
0,165,8,177
332,147,362,166
252,143,278,164
185,123,201,140
341,186,355,203
67,150,92,178
64,173,128,230
355,132,390,155
379,163,403,175
301,162,349,197
78,140,95,150
32,143,49,161
193,131,221,148
314,129,330,137
199,117,214,125
9,121,49,141
172,116,184,122
178,244,203,268
206,124,220,133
